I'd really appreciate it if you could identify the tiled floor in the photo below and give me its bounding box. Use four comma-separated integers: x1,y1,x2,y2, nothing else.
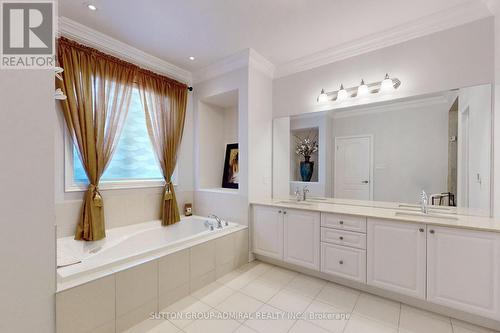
125,260,498,333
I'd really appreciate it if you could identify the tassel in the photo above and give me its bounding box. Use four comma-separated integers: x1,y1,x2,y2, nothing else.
164,182,173,201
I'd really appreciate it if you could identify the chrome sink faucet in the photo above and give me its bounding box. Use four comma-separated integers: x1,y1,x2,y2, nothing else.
295,187,301,201
303,186,310,201
421,190,429,214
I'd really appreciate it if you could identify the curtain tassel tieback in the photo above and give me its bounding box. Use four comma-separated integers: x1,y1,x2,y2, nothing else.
88,184,103,207
164,182,174,201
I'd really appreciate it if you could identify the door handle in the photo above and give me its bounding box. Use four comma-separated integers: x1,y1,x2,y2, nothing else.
361,180,369,184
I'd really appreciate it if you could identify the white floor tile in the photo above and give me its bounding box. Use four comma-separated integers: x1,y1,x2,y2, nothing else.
344,314,397,333
216,291,264,322
244,304,297,333
191,281,235,307
240,278,282,302
289,320,332,333
268,288,313,313
399,305,452,333
304,300,350,333
257,266,297,288
238,261,273,278
123,318,180,333
218,269,256,290
286,274,327,298
315,282,360,312
233,324,259,333
163,295,211,329
451,319,499,333
353,292,400,327
183,310,241,333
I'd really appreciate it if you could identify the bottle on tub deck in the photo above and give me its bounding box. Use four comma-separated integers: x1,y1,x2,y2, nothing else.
184,203,193,216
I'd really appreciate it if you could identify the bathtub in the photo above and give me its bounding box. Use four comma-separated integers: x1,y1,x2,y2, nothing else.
57,215,247,291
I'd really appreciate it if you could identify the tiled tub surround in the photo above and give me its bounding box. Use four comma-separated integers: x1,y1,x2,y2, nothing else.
56,219,248,333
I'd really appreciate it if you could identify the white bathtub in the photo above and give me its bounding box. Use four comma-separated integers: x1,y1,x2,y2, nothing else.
57,215,246,291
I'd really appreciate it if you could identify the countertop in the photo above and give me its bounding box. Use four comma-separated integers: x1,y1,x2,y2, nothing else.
250,198,500,233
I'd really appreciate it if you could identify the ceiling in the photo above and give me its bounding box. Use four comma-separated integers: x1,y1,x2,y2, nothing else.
59,0,486,73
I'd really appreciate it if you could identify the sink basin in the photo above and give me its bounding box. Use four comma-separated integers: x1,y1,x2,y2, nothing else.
398,204,453,213
394,211,458,221
275,200,314,206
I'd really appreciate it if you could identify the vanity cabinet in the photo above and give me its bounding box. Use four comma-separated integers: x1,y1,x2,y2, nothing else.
427,226,500,319
367,218,427,299
252,205,320,269
252,205,284,260
283,209,320,270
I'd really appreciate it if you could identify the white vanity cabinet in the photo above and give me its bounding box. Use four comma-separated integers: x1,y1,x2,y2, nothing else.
427,226,500,319
252,205,284,260
367,218,427,299
283,209,320,270
252,205,320,269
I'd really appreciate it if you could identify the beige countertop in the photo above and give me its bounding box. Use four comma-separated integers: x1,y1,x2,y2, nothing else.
250,199,500,233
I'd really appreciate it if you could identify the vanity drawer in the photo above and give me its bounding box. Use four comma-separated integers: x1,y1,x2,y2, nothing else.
321,228,366,249
321,243,366,283
321,213,367,233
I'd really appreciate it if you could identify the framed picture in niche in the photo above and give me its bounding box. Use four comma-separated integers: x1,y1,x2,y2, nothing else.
222,143,239,189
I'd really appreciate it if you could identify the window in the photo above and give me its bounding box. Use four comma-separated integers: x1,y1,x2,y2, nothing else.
67,87,176,191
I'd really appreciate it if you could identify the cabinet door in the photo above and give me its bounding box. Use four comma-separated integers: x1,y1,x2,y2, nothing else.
252,205,284,260
367,218,426,299
427,226,500,319
284,209,320,270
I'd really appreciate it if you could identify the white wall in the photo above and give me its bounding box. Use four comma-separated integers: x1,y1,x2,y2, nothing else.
194,68,250,225
248,66,273,202
0,70,55,332
273,18,494,119
54,95,195,238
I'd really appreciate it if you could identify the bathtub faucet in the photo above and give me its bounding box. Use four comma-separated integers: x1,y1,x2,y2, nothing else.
208,214,224,228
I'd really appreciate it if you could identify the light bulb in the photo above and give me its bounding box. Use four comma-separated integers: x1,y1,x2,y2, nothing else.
357,80,369,97
87,4,97,10
336,84,348,101
317,89,329,103
380,73,395,92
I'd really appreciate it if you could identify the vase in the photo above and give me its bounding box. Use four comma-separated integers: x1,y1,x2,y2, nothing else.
300,156,314,182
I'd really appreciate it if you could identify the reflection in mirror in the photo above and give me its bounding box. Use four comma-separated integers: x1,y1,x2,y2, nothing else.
273,84,492,216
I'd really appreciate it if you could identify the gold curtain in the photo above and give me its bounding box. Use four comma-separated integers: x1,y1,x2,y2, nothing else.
57,37,137,241
136,69,188,226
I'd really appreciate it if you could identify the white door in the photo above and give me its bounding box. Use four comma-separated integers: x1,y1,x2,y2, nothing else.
367,218,427,299
427,226,500,319
252,205,284,260
283,209,320,270
334,136,372,200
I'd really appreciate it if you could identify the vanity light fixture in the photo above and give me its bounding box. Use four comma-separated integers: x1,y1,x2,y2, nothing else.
380,73,395,92
357,79,369,97
336,84,349,101
316,73,401,103
317,89,329,103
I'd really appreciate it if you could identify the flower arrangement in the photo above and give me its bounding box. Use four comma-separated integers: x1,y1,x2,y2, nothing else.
294,132,318,161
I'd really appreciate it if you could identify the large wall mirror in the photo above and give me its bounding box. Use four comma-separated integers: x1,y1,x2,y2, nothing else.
273,84,492,217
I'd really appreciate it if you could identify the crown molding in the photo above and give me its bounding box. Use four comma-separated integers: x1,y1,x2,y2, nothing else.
275,1,493,78
58,17,192,84
193,48,275,83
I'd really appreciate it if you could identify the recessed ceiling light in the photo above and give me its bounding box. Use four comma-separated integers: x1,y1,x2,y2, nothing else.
87,4,97,11
189,56,195,61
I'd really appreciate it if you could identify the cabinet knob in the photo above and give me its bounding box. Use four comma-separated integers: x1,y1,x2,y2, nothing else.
429,229,435,234
283,211,287,215
419,228,424,233
339,260,344,265
339,221,344,225
339,236,344,240
278,210,282,214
